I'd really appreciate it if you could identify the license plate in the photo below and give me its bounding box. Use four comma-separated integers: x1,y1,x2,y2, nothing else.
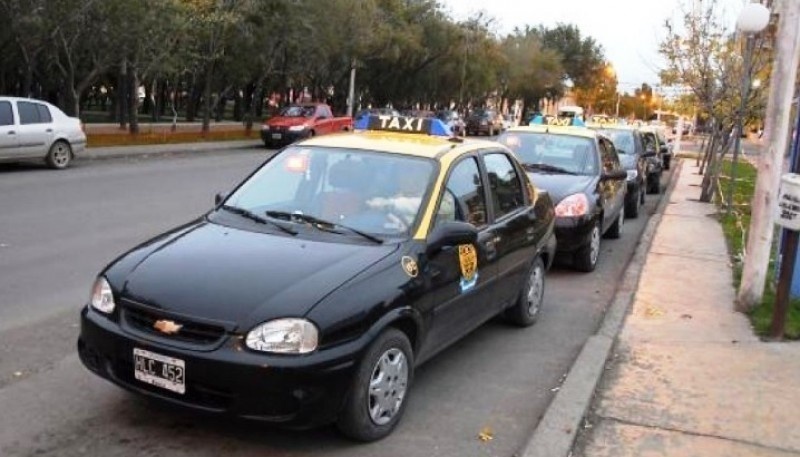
271,133,282,139
133,348,185,394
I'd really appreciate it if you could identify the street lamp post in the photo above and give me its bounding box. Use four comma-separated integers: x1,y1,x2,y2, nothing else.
727,2,770,216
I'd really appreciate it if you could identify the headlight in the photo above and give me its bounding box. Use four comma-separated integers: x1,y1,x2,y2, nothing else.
626,170,638,181
90,276,115,314
245,318,318,354
555,193,589,217
288,125,307,132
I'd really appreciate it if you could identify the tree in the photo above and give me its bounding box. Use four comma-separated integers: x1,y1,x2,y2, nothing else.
659,0,770,202
502,28,564,117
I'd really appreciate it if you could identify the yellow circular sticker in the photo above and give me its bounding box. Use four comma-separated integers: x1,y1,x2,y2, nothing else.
401,256,419,278
458,244,478,292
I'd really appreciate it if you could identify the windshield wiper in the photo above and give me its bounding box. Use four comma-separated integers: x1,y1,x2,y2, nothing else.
221,205,298,235
523,163,577,175
265,210,383,244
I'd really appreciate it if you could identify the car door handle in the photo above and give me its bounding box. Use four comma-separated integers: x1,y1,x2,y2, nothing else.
45,128,53,133
7,131,14,135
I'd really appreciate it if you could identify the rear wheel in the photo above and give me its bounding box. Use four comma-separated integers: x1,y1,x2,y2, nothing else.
625,186,641,219
46,141,72,169
337,328,413,442
505,256,546,326
574,222,601,272
648,175,661,194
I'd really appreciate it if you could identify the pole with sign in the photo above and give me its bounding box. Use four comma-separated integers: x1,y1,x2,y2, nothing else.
773,170,800,339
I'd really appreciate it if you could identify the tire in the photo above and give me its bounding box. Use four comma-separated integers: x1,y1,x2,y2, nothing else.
574,222,601,272
504,256,546,326
606,206,624,239
46,141,72,169
625,185,640,219
640,182,646,205
337,328,414,442
648,174,661,194
663,155,671,170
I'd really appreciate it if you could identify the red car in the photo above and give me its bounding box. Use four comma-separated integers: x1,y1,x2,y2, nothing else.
261,103,352,147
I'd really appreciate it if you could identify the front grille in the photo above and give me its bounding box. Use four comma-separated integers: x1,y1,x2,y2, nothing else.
122,305,226,347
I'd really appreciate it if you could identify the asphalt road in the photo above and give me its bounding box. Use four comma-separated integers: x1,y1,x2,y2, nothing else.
0,146,668,457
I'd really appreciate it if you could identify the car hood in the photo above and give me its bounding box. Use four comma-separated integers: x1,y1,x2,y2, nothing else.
266,117,309,128
118,221,398,329
526,173,596,204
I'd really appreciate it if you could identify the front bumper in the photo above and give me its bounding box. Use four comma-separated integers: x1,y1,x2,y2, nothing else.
78,306,358,427
554,215,598,253
260,128,311,147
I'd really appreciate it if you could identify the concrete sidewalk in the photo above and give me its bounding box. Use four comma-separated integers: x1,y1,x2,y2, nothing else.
578,161,800,456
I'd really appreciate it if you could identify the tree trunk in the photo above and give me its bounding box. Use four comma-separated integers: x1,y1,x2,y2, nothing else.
233,88,243,122
118,60,128,129
128,61,140,135
202,63,214,135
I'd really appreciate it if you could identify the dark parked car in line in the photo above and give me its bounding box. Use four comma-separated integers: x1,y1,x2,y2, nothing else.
588,125,655,218
498,124,628,272
466,109,504,136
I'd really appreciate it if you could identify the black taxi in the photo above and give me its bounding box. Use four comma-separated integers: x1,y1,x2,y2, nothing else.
497,116,627,272
78,115,557,441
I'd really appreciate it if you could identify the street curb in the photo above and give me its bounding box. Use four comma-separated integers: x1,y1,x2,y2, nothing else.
78,140,266,162
518,160,684,457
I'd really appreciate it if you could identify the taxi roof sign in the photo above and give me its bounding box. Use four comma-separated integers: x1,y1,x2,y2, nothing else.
530,115,586,127
354,115,453,137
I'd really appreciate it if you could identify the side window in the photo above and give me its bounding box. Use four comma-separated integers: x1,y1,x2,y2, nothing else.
317,106,332,119
484,153,525,218
599,139,620,172
642,133,657,153
0,102,13,126
36,104,52,123
18,102,40,125
435,157,487,227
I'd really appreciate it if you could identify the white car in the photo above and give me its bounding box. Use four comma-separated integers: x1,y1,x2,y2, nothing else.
0,96,86,169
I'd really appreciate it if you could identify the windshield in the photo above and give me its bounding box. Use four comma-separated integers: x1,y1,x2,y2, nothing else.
597,129,635,154
280,105,316,117
498,132,598,176
223,147,436,237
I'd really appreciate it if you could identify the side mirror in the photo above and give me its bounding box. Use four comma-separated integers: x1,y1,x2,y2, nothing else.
426,221,478,256
601,170,628,181
214,192,227,206
660,145,669,154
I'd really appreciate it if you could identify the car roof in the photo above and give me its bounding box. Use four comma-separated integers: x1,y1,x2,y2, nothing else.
505,124,598,140
587,123,638,132
0,96,51,104
298,131,500,160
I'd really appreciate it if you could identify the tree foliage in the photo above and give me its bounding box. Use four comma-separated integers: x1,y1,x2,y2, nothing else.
0,0,609,132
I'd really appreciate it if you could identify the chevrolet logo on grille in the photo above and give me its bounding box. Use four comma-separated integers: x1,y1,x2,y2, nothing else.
153,319,182,335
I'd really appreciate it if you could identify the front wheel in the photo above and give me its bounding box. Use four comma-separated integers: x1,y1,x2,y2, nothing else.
46,141,72,169
574,222,601,272
606,206,624,239
505,256,546,326
337,328,413,442
625,186,641,219
647,173,661,194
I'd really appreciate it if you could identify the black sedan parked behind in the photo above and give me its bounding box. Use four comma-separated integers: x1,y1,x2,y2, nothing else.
78,116,557,442
498,123,627,272
587,125,655,219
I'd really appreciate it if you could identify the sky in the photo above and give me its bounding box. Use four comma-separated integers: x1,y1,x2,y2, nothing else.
440,0,745,89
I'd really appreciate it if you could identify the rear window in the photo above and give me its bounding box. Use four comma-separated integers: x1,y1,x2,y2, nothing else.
0,102,13,126
498,132,599,176
597,129,635,154
18,101,51,125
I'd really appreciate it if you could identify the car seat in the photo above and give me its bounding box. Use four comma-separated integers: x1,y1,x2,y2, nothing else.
319,159,369,221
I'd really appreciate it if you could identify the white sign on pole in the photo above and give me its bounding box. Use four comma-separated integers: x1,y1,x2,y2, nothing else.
776,173,800,231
